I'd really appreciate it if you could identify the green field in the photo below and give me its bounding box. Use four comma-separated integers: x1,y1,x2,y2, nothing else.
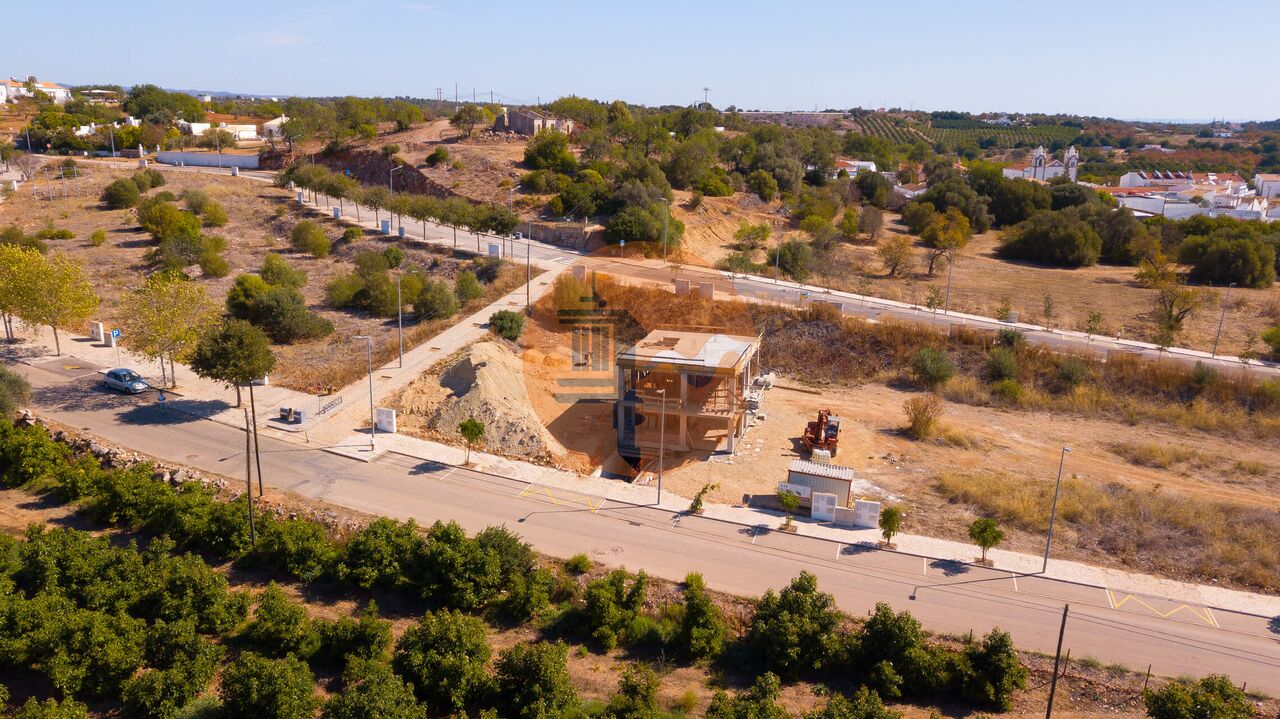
851,114,1081,149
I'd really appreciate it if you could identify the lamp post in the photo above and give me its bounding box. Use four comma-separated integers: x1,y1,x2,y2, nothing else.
1211,282,1235,357
1042,447,1070,574
354,335,375,450
943,248,956,314
656,388,666,506
390,166,404,230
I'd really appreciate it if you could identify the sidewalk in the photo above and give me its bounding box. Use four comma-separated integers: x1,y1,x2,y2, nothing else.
343,426,1280,619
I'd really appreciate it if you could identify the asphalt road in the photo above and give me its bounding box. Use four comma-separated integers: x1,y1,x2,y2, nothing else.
76,160,1278,377
16,362,1280,692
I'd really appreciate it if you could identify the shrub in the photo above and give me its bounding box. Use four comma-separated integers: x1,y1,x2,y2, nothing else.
566,553,592,574
219,653,318,719
1178,234,1275,289
766,239,813,281
1144,674,1252,719
383,246,404,268
910,348,954,389
902,395,942,440
260,253,307,288
90,229,106,247
256,286,334,342
996,208,1101,267
200,202,227,228
604,663,661,719
986,347,1019,381
392,609,491,714
747,169,779,202
705,672,789,719
746,571,839,678
489,309,525,340
0,366,31,417
102,178,141,209
315,602,392,669
996,328,1024,347
964,629,1027,710
341,226,364,243
291,221,331,258
493,641,577,719
583,569,649,650
257,518,339,582
501,567,554,621
414,280,458,320
242,583,320,659
990,378,1024,402
34,227,75,240
1261,324,1280,354
1055,356,1089,389
455,271,482,302
339,518,421,590
322,659,422,719
674,572,726,660
198,251,229,277
425,147,450,166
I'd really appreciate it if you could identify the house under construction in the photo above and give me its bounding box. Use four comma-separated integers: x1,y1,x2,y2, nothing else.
614,329,762,464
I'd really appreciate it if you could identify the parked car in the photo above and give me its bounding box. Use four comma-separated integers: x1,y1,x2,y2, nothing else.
102,368,148,394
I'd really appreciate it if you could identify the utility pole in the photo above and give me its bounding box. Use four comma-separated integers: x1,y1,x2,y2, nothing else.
490,89,494,104
1043,447,1070,573
1211,282,1235,357
247,383,265,495
243,409,256,546
355,336,375,450
1045,604,1070,719
526,235,532,312
944,249,956,313
656,389,666,505
454,83,458,112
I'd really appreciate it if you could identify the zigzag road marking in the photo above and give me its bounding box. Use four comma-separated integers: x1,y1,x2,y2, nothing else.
516,483,605,513
1105,589,1218,627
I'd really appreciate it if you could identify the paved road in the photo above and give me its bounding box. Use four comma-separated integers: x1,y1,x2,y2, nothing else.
17,362,1280,692
73,160,1278,378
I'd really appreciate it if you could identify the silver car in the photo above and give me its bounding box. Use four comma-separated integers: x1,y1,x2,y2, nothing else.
102,368,148,394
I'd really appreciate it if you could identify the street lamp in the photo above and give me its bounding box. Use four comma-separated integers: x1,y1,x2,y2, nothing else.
389,166,405,230
655,388,666,506
1211,282,1236,357
354,335,375,450
943,248,956,314
1042,447,1070,574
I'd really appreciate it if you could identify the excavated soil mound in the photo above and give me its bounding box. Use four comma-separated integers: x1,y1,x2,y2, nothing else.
393,342,567,462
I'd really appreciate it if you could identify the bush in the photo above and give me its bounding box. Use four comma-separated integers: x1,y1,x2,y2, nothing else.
996,208,1101,267
566,553,592,574
674,572,726,660
383,246,404,268
705,672,789,719
964,629,1027,710
990,378,1024,402
0,366,31,417
1055,356,1089,389
339,518,421,590
261,253,307,288
198,251,229,277
747,169,778,202
910,348,954,389
90,229,106,247
583,569,649,650
425,147,450,166
341,227,364,243
766,239,813,281
291,221,331,258
219,653,318,719
257,518,339,582
489,309,525,341
902,395,942,440
315,602,392,669
34,227,75,240
414,280,458,320
454,271,482,302
493,641,578,719
241,583,320,659
1144,675,1252,719
746,571,839,678
392,609,492,714
410,520,501,610
1178,234,1275,289
986,347,1019,381
255,286,334,342
200,202,227,228
321,659,422,719
102,178,141,209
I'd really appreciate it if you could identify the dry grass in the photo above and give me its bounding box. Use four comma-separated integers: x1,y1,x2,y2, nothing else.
902,395,943,440
1108,442,1200,469
935,471,1280,591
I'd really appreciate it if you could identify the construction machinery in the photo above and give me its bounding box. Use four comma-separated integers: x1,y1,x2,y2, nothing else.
802,409,840,457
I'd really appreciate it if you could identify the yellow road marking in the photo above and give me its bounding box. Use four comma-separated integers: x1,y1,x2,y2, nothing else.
63,365,83,370
1106,590,1217,626
517,484,603,513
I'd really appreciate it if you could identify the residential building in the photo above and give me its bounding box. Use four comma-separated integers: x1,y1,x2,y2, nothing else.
178,120,259,141
260,115,289,140
1,77,71,104
614,329,761,463
1255,173,1280,199
834,158,876,176
493,107,575,136
1002,146,1078,182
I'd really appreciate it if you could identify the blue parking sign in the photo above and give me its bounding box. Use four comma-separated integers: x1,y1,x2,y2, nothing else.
111,329,121,339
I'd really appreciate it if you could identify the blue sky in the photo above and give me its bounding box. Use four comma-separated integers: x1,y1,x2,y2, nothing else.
7,0,1277,120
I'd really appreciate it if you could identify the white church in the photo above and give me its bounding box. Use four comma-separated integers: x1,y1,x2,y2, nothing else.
1003,146,1079,182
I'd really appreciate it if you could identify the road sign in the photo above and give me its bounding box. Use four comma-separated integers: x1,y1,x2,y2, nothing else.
111,328,121,339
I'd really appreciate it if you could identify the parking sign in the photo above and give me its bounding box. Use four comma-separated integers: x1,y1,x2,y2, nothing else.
111,329,121,339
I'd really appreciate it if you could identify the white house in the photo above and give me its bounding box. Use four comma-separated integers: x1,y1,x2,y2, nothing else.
833,158,876,176
1002,146,1079,182
260,115,289,140
1,77,71,104
1255,174,1280,199
178,120,259,141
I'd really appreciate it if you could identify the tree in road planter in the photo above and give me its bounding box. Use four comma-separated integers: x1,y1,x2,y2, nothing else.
878,505,903,548
20,252,99,356
459,417,484,465
120,272,219,388
363,186,391,227
968,518,1004,564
